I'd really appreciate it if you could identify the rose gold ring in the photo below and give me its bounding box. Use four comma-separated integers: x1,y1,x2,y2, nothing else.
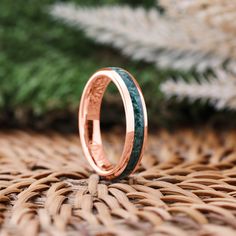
78,67,148,180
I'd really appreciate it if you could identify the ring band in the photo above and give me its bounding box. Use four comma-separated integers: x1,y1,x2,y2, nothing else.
79,67,148,180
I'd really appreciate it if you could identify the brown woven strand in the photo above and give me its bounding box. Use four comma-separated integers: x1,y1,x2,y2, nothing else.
0,129,236,235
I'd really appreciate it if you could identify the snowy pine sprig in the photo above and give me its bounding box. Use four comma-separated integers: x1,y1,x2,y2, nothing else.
50,3,236,71
159,0,236,34
160,70,236,110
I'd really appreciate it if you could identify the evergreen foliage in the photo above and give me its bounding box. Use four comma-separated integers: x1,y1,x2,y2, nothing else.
0,0,167,128
1,0,235,129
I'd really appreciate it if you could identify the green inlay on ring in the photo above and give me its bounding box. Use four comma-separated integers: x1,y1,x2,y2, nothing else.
109,67,145,180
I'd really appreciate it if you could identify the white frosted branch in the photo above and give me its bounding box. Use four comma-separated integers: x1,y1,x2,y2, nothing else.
160,70,236,110
159,0,236,34
50,4,236,71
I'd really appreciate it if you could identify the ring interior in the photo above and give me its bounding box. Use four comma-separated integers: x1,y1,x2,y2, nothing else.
84,75,116,172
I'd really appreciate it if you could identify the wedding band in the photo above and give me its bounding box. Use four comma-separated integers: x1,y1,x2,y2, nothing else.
79,67,148,180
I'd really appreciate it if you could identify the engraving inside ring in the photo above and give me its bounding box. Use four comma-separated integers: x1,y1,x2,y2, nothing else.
85,75,115,171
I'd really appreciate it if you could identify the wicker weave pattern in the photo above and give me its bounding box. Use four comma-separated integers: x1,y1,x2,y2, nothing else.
1,129,236,235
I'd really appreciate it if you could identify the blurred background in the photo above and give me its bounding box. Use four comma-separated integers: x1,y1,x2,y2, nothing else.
1,0,236,132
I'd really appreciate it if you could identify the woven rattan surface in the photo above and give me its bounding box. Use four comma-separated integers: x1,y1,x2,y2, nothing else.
1,129,236,235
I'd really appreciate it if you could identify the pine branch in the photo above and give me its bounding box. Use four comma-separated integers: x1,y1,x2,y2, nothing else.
50,3,236,71
160,70,236,110
159,0,236,34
